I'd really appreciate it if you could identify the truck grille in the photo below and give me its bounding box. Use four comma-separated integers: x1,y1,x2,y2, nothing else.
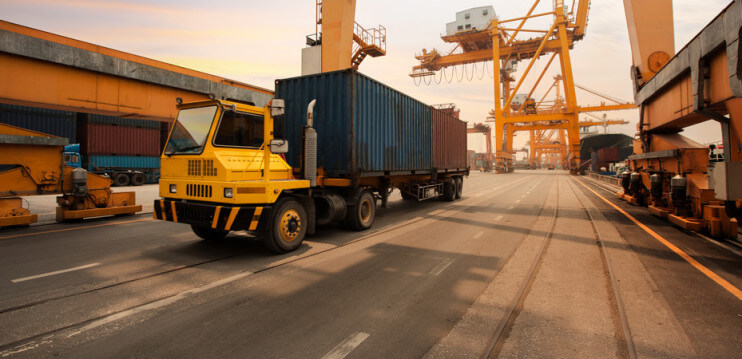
178,205,213,223
187,184,212,198
187,159,217,176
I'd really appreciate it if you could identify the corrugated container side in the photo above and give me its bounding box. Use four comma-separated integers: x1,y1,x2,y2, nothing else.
354,74,432,173
82,123,160,156
0,104,76,142
432,108,467,170
598,147,619,163
276,70,435,177
87,155,160,170
88,114,161,129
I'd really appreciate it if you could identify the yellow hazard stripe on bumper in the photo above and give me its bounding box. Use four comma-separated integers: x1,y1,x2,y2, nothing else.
249,207,263,231
225,207,239,231
211,206,222,229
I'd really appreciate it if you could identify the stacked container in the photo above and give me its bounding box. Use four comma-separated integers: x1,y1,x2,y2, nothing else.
78,114,163,183
0,104,76,142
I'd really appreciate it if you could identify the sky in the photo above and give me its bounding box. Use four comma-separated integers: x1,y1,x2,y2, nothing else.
0,0,733,154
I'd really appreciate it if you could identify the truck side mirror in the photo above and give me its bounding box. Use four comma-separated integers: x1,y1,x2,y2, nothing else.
271,99,286,139
270,139,289,154
270,99,285,117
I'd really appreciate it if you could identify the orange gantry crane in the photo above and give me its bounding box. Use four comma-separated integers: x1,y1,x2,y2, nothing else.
618,0,741,238
303,0,386,74
467,123,493,172
412,0,635,173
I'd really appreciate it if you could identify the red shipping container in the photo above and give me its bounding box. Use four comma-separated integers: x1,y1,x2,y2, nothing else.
597,147,619,163
432,107,468,170
83,123,161,156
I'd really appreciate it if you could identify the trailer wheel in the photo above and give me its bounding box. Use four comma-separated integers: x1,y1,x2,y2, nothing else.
441,178,455,202
131,172,146,186
191,224,228,241
454,176,463,199
113,173,130,187
345,189,375,230
264,197,307,253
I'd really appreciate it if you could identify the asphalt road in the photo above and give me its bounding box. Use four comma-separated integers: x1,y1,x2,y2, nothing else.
0,171,739,358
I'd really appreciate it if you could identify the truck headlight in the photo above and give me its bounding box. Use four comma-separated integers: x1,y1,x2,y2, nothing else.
224,188,233,198
169,184,177,193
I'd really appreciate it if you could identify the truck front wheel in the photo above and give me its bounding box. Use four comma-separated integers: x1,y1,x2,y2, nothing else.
265,197,307,253
191,224,228,241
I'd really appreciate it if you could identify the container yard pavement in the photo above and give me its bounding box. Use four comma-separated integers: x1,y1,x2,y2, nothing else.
22,184,159,225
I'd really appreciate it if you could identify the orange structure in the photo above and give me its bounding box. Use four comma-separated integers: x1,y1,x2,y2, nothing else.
618,0,742,238
304,0,386,74
467,123,493,171
0,20,272,122
412,0,635,173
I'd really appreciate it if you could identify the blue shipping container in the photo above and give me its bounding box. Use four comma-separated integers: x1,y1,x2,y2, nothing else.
0,104,76,142
87,155,160,171
276,70,433,177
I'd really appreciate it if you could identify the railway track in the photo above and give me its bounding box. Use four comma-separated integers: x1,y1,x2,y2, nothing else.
481,176,636,359
0,174,545,354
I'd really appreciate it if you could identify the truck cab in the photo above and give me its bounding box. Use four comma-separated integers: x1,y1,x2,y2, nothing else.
154,99,315,252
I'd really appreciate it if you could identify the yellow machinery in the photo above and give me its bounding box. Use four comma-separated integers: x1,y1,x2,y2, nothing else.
0,123,141,227
618,0,741,238
412,0,636,173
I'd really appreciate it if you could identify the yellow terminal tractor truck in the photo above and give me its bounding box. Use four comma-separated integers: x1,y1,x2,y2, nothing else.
154,70,468,253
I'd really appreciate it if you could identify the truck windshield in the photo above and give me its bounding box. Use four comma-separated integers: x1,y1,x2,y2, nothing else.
213,110,264,148
164,106,217,156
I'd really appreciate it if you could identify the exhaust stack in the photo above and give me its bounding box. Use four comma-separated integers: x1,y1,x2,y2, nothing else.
304,100,317,187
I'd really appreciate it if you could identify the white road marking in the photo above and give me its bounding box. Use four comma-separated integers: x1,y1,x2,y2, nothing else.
429,258,455,276
515,199,521,203
67,271,254,337
473,231,485,239
426,209,445,216
12,263,101,283
322,332,371,359
507,206,515,210
476,193,484,197
494,215,503,222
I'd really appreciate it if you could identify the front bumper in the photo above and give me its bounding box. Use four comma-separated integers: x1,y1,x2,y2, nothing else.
153,199,272,232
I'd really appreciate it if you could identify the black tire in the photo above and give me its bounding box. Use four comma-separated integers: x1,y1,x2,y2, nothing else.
454,176,463,199
113,173,130,187
191,224,228,241
131,172,146,186
441,178,455,202
264,197,307,253
344,190,376,231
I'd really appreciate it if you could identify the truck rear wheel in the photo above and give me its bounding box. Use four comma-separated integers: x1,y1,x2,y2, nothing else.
345,189,375,230
131,172,146,186
441,177,455,202
264,197,307,253
113,173,130,187
454,176,463,199
191,224,228,241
